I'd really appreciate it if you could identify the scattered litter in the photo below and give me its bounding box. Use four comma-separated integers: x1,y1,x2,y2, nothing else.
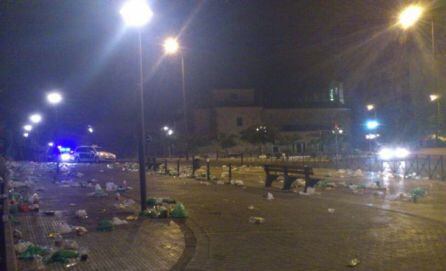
347,258,360,267
248,205,255,210
112,217,129,225
266,192,274,200
15,241,33,253
75,209,88,219
63,239,79,250
76,172,84,178
55,222,72,234
106,182,118,192
126,215,138,221
249,216,265,224
18,245,49,260
13,229,22,239
410,187,427,202
74,226,88,236
328,208,335,214
231,179,244,186
171,203,188,218
43,210,56,216
97,220,114,232
216,180,225,185
48,250,79,264
299,187,316,196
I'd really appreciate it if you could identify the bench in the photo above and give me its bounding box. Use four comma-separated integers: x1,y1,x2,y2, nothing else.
264,164,319,191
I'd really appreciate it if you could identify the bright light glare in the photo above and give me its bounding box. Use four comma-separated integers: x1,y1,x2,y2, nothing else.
365,133,380,140
60,153,73,162
47,92,63,105
88,126,94,133
366,104,375,111
430,94,440,102
366,120,379,130
23,124,33,132
398,5,424,30
23,132,29,138
378,148,394,160
29,113,42,124
378,147,410,160
120,0,153,27
163,126,169,131
163,37,179,55
48,142,54,147
395,147,410,159
167,129,174,136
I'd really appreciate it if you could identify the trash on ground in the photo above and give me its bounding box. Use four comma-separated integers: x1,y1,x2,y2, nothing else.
328,208,335,214
48,249,79,264
106,182,118,192
112,217,129,225
63,239,79,250
230,179,244,186
171,203,188,218
266,192,274,200
75,209,88,219
18,245,49,260
216,180,225,185
248,205,255,210
410,187,427,202
97,219,114,232
15,241,33,253
249,216,265,224
55,222,72,234
74,226,88,236
126,215,138,221
347,258,360,267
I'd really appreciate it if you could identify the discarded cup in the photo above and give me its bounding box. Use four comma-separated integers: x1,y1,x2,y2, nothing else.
347,258,360,267
249,216,265,224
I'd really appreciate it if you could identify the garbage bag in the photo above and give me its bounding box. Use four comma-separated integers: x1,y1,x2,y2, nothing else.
48,250,79,264
19,245,49,260
97,219,114,232
171,203,188,218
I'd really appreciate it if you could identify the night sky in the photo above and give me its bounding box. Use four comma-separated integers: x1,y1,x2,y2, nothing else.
1,0,443,155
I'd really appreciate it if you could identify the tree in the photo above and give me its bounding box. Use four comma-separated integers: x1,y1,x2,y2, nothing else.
240,125,276,154
217,133,238,150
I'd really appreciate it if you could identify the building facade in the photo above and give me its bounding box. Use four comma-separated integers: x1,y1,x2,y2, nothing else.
192,87,351,153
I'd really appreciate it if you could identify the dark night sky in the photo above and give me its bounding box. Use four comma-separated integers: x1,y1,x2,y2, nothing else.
1,0,443,155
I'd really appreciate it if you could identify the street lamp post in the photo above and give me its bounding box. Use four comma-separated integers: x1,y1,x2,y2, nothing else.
163,37,189,157
120,0,153,212
47,91,63,177
430,94,441,145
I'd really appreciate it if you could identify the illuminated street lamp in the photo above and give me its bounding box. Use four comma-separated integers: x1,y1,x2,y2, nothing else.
23,124,33,132
366,104,374,111
48,142,54,147
120,0,153,211
46,92,63,105
163,37,189,140
366,120,379,130
87,125,94,134
29,113,42,124
23,132,29,138
167,129,174,136
398,5,424,30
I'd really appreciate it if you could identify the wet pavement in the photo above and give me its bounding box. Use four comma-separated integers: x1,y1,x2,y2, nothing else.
7,161,446,270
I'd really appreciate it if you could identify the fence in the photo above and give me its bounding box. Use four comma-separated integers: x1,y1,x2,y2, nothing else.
157,154,446,181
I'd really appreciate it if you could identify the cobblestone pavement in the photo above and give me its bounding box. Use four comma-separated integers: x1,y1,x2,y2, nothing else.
11,162,446,270
10,163,187,271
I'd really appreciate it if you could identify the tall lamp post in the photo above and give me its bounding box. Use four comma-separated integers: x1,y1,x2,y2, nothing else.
163,37,189,157
47,91,62,175
120,0,153,211
430,94,441,145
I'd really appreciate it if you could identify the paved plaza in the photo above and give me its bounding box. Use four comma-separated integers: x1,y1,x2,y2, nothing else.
7,162,446,270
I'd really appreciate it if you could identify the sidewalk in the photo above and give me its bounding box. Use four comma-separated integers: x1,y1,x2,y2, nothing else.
8,162,187,271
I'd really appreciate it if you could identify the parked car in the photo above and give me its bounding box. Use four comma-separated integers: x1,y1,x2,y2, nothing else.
73,145,116,162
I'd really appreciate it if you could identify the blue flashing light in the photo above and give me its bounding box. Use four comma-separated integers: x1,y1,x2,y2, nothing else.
57,146,71,153
366,120,379,130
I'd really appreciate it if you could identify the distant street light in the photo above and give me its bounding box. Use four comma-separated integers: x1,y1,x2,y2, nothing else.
87,125,94,134
167,129,174,136
163,126,169,131
23,132,29,138
163,37,189,142
430,94,440,102
366,120,379,130
23,124,33,132
48,142,54,147
366,104,375,111
398,5,424,30
46,92,63,105
120,0,153,212
29,113,43,124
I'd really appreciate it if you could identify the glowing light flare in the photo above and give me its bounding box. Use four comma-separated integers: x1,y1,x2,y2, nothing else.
23,132,29,138
29,113,42,124
120,0,153,27
48,142,54,147
378,147,410,160
366,120,379,130
88,126,94,133
47,92,63,105
430,94,440,102
398,5,424,30
163,126,169,131
163,37,180,55
23,124,33,132
366,104,375,111
60,153,73,162
167,129,174,136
